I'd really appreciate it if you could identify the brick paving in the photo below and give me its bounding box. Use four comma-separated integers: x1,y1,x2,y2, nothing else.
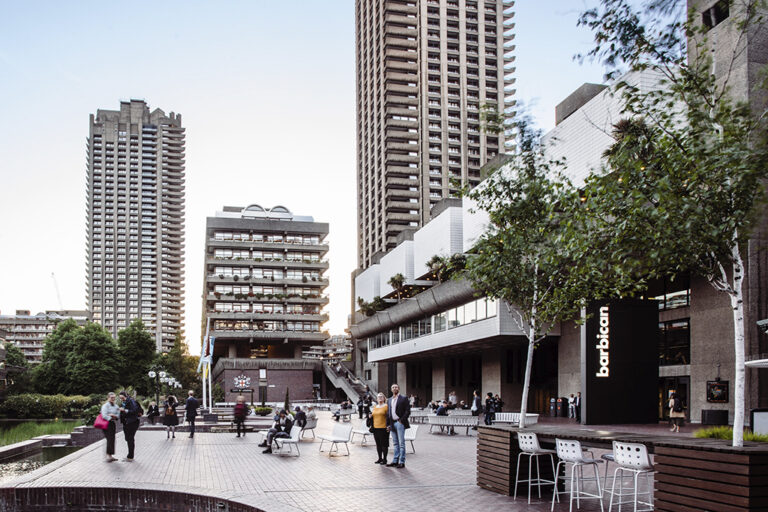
0,412,671,511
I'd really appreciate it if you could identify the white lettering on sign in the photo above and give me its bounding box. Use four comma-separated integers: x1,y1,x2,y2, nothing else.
596,305,610,377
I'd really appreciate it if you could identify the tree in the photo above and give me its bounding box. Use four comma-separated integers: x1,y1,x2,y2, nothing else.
4,342,31,395
426,255,448,283
34,319,79,394
283,387,290,413
64,323,120,395
465,120,622,427
117,319,157,395
388,273,406,302
158,334,201,397
4,342,27,369
578,0,768,446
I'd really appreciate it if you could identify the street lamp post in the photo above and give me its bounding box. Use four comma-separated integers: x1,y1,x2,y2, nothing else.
147,369,167,406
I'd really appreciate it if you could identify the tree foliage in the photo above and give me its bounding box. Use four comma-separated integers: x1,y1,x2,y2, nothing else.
157,334,201,397
4,342,28,369
387,273,406,302
578,0,768,446
117,319,157,395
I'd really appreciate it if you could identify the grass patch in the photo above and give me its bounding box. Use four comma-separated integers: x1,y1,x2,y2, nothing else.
693,425,768,442
0,420,79,447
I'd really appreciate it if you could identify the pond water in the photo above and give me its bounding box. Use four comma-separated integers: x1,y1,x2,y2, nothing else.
0,446,81,484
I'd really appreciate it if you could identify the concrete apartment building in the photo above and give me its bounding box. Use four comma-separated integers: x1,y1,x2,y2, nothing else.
355,0,515,268
203,205,330,403
350,1,768,425
0,310,89,364
86,100,185,352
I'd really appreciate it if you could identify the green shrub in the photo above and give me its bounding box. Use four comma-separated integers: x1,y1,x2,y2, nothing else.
694,426,768,442
82,405,102,426
253,407,273,416
0,394,93,419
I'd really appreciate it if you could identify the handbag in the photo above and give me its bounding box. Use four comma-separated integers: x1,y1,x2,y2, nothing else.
93,414,109,430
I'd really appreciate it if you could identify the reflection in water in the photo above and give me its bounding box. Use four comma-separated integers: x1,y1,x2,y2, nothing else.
0,446,81,484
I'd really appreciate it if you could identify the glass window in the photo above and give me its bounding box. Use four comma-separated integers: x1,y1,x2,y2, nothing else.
487,298,497,318
465,300,477,323
434,311,447,331
476,298,487,319
659,319,690,366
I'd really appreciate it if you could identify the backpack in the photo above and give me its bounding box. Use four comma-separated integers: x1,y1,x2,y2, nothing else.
673,398,683,412
166,403,176,416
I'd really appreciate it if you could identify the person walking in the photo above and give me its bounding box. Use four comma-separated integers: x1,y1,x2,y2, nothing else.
146,401,160,425
100,392,120,462
163,395,179,439
669,392,685,433
233,396,248,438
371,392,389,464
185,390,200,438
118,391,140,462
357,397,365,419
386,383,410,468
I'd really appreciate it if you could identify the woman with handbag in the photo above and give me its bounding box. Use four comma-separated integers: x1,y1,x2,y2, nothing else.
370,392,389,465
163,395,179,439
99,392,120,462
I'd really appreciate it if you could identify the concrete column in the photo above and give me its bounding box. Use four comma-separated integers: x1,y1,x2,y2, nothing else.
396,362,407,394
432,357,447,401
482,348,503,398
294,345,303,358
228,344,237,358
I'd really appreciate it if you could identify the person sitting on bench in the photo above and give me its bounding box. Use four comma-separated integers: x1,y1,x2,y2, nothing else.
435,400,455,435
258,409,293,453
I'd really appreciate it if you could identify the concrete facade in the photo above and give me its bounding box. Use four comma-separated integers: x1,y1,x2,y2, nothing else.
355,0,515,269
0,310,89,364
86,100,185,352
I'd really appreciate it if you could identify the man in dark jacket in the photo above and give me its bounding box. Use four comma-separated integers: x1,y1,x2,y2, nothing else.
294,406,307,428
185,390,200,439
385,383,410,468
259,410,293,453
118,391,141,461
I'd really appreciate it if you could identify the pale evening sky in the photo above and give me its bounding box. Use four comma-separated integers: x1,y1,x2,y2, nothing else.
0,1,605,355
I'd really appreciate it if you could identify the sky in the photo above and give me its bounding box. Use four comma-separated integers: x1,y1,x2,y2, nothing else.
0,1,606,355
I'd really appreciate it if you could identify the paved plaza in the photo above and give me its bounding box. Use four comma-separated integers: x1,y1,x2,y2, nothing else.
0,413,679,511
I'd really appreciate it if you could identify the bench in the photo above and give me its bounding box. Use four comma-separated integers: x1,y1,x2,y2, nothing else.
404,424,419,453
448,409,473,416
318,423,353,457
351,423,372,445
300,417,318,439
272,424,302,457
427,415,478,435
409,410,430,424
332,408,354,422
493,412,539,426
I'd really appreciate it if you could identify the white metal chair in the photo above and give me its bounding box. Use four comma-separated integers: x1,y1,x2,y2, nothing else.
608,441,654,512
551,438,605,512
317,423,353,457
351,421,372,445
404,424,419,453
514,432,558,504
273,424,302,457
300,417,318,439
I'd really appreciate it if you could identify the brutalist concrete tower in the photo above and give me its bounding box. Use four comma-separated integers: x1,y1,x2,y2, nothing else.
355,0,516,269
86,100,185,352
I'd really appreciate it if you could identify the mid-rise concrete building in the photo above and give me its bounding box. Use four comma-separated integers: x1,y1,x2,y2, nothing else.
0,310,89,364
355,0,516,268
85,100,185,352
203,205,330,403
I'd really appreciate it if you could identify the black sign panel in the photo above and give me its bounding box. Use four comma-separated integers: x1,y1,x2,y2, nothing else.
582,299,658,425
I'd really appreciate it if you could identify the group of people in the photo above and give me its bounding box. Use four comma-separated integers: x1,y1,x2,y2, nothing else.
99,389,200,462
256,404,317,452
567,392,582,422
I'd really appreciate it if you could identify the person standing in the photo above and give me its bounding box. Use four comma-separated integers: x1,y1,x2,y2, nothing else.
494,394,504,412
100,392,120,462
669,392,685,433
471,390,482,417
163,395,179,439
371,392,389,464
146,401,160,425
357,397,365,419
233,396,248,438
448,390,458,406
118,391,140,462
185,390,200,439
484,392,496,425
574,392,582,423
386,383,410,468
568,394,575,419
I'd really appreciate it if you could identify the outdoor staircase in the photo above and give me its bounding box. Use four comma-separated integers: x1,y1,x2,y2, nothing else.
323,362,371,402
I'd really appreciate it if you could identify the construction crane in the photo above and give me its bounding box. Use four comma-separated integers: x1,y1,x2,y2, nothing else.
51,273,64,310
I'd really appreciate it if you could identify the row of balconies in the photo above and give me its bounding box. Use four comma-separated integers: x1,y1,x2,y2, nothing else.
206,257,328,269
208,329,326,341
206,275,328,288
207,239,328,253
206,311,328,322
206,291,329,304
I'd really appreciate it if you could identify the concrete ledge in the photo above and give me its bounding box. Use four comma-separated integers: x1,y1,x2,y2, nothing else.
0,487,268,512
0,440,41,463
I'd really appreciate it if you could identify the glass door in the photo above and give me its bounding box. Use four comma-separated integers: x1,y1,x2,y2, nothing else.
658,376,690,421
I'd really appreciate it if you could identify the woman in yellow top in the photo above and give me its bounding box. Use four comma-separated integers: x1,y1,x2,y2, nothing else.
370,392,389,464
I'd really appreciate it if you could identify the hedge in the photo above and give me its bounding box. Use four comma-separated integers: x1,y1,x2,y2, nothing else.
0,394,95,419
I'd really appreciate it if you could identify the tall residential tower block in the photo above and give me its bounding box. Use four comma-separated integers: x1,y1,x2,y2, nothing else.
355,0,515,268
86,100,185,352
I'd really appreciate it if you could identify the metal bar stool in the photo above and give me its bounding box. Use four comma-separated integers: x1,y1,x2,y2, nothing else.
514,432,558,504
608,441,654,512
551,438,605,512
601,452,634,504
